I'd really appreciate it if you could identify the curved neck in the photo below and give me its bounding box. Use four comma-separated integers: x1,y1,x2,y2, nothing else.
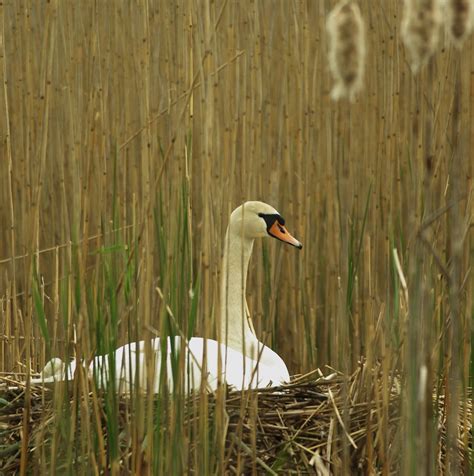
219,227,261,358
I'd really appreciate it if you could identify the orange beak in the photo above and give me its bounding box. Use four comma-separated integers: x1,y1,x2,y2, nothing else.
268,221,303,249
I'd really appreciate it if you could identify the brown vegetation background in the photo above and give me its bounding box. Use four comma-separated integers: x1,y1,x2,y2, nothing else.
1,1,472,381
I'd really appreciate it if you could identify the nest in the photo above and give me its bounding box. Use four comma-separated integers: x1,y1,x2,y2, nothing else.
1,362,472,474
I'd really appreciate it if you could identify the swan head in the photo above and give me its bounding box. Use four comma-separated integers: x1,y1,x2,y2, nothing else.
229,201,303,249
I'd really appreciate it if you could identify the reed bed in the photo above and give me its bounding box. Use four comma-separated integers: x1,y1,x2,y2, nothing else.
1,0,473,474
1,362,471,474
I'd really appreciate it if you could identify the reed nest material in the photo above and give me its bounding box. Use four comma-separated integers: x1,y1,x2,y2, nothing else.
326,0,366,102
1,363,472,474
401,0,443,72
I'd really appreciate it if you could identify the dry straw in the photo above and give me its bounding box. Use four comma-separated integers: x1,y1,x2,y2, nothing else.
326,1,366,101
1,362,472,474
401,0,443,72
443,0,474,46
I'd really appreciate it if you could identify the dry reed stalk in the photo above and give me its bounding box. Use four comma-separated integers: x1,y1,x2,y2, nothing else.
443,0,474,46
401,0,443,72
444,56,465,476
326,1,366,101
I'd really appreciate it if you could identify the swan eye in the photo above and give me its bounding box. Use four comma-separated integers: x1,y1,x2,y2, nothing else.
258,213,285,229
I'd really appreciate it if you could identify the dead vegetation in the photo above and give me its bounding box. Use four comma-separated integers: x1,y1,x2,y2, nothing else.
1,362,471,474
0,1,472,473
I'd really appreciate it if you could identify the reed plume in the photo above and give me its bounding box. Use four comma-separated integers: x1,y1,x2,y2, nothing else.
443,0,473,46
401,0,442,72
326,0,366,101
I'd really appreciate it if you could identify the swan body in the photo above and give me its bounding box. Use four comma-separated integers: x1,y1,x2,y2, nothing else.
89,337,288,393
31,201,302,393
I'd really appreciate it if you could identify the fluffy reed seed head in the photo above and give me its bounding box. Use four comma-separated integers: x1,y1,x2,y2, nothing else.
326,1,366,102
401,0,443,73
443,0,474,47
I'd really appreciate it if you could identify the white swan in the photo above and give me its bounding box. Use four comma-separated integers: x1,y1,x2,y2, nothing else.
31,201,302,393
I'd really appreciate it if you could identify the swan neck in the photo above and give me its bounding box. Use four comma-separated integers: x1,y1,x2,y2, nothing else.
220,227,260,356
